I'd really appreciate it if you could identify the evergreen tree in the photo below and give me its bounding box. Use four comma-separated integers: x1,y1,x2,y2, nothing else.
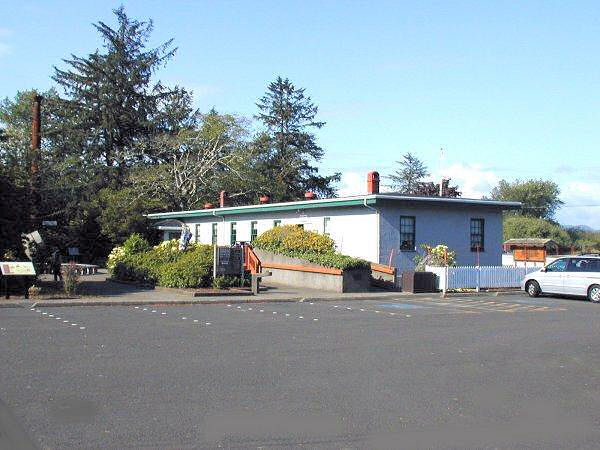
52,6,191,184
387,152,429,194
254,77,339,200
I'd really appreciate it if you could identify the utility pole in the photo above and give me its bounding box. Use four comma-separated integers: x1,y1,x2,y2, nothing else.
29,94,42,232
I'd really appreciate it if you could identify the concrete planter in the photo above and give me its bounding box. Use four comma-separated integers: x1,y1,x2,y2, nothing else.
253,249,371,293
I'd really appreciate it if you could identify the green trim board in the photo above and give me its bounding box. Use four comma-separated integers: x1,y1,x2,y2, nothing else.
147,198,378,220
147,194,520,221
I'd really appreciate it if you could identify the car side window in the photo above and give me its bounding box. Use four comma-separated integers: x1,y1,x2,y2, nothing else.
586,259,600,273
546,259,568,272
567,258,599,272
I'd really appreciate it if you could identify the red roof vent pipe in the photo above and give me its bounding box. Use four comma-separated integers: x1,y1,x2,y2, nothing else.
367,171,380,194
219,190,228,208
259,195,270,204
304,192,317,200
204,202,213,209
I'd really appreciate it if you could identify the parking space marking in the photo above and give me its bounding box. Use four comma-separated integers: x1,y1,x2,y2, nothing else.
29,309,87,331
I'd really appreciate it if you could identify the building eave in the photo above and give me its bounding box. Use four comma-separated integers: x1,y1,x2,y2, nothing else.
146,194,521,220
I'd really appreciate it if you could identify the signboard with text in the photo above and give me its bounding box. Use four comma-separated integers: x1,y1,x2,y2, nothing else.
0,261,36,276
216,247,243,276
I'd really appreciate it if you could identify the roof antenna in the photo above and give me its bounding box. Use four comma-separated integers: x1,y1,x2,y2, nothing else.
439,147,445,197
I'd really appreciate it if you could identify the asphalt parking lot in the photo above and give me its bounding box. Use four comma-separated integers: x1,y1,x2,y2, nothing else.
2,293,600,449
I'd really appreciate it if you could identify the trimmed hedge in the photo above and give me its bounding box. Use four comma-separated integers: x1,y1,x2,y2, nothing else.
253,225,369,270
110,238,213,288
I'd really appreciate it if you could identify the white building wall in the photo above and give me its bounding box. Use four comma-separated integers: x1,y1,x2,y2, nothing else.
178,206,379,263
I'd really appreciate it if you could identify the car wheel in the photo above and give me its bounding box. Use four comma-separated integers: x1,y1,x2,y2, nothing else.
526,280,541,298
588,285,600,303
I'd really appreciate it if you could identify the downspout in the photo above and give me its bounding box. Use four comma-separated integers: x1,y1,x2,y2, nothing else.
363,197,380,264
212,210,226,244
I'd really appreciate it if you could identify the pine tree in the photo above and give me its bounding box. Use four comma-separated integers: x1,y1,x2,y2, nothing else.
254,77,339,200
387,152,429,194
52,6,190,184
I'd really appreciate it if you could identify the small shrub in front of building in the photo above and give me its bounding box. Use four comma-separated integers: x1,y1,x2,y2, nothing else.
62,262,80,296
212,275,244,289
414,244,457,271
108,236,213,288
122,233,151,255
253,225,369,270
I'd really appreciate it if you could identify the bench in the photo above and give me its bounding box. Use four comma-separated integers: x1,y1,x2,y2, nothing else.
61,263,99,275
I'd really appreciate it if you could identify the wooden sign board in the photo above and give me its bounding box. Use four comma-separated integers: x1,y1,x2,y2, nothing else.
0,261,36,276
513,248,546,263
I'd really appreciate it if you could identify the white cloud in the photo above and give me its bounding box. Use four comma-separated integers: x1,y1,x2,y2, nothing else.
337,165,600,229
337,171,395,197
337,171,363,197
429,163,501,199
555,181,600,229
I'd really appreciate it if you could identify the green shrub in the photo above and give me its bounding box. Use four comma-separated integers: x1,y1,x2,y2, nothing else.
122,233,150,255
253,225,369,270
212,275,243,289
254,225,335,254
156,246,213,288
108,235,213,288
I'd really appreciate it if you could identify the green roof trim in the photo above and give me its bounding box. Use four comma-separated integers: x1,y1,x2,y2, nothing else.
147,198,378,220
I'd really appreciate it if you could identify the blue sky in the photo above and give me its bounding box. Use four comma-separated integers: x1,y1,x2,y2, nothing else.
1,1,598,226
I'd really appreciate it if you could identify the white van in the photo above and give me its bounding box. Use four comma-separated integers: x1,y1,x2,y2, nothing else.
522,256,600,302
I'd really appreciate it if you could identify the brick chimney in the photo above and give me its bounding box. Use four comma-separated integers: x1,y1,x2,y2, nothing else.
367,171,380,194
219,190,228,208
259,195,270,204
304,192,316,200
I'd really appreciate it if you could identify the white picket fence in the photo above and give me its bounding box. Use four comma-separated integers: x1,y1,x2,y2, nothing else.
425,265,540,290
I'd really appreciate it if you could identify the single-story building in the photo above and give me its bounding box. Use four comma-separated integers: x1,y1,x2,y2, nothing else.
148,172,520,272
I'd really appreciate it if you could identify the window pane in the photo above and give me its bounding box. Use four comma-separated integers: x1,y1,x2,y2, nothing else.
470,219,484,251
323,217,330,235
230,222,237,245
400,216,415,250
251,221,258,241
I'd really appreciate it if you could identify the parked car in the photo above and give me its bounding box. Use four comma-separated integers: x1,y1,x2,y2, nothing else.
522,255,600,302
